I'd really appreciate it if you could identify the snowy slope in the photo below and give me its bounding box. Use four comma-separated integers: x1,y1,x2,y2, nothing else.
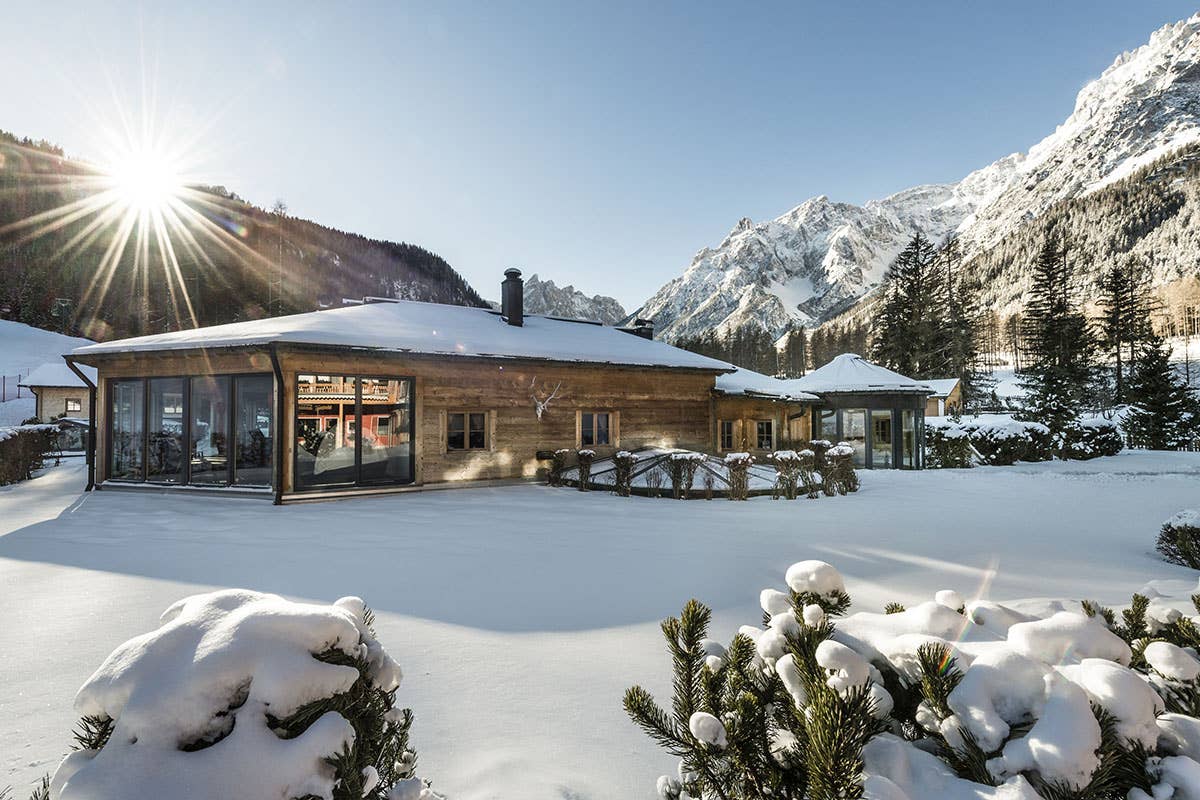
636,13,1200,341
522,273,627,324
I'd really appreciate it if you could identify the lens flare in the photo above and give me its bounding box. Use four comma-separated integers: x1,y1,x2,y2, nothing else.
107,147,182,213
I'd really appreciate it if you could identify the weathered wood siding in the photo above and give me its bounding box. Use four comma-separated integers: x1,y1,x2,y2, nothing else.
277,349,716,490
712,396,814,455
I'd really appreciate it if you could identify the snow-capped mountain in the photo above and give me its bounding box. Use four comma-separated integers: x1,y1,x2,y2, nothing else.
522,273,627,324
636,13,1200,341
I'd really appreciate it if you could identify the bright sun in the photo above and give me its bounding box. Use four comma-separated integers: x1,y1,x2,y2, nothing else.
107,148,183,212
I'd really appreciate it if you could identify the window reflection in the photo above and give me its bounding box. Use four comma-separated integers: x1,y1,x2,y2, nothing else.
190,377,229,484
234,375,274,486
110,379,144,480
147,378,185,483
871,410,893,469
842,409,867,467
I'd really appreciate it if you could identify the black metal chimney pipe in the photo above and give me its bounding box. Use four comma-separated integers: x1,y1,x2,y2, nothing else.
501,268,524,327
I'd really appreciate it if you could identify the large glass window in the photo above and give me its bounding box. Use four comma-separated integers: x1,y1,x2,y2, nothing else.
843,409,867,467
107,373,274,488
360,377,415,484
234,375,274,486
147,378,185,483
190,377,229,484
296,375,357,487
819,409,837,440
295,374,414,489
902,410,917,469
109,379,144,480
870,410,893,469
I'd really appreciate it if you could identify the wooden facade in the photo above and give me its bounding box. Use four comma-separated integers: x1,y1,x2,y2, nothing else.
924,381,963,417
712,395,814,456
80,344,723,500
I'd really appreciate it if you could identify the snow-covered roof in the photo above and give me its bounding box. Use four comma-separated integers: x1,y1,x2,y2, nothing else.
715,368,820,402
923,378,960,398
783,353,932,395
19,361,96,389
71,300,734,373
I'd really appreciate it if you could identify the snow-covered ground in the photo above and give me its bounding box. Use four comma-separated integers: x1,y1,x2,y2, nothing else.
3,452,1200,798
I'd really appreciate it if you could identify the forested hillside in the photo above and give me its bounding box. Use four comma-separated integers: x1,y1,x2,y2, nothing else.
0,130,486,341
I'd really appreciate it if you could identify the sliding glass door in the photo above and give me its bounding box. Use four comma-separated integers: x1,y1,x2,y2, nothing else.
294,373,414,490
107,374,273,487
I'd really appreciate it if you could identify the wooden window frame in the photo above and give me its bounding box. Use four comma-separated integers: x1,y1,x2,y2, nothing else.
576,410,619,448
445,410,490,452
718,419,734,452
65,397,83,414
755,419,775,450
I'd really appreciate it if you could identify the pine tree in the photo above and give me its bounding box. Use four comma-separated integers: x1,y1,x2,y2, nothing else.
871,233,949,379
1124,333,1200,449
1097,256,1155,405
938,238,991,409
1018,235,1099,436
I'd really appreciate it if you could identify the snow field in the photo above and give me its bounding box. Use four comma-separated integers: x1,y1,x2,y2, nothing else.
1,450,1199,798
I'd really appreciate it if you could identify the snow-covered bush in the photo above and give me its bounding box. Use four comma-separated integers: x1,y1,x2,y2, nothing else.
723,453,753,501
0,423,59,485
668,452,706,499
808,439,832,471
613,450,637,497
822,443,858,495
923,421,973,469
769,450,801,500
548,448,571,487
1157,509,1200,570
960,418,1044,466
797,449,820,499
49,590,438,800
625,559,1200,800
576,449,595,491
1068,417,1125,459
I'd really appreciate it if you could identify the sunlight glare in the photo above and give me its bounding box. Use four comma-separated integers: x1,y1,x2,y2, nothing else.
107,147,182,213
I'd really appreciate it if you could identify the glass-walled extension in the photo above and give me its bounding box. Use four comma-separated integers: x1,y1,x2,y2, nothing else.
107,374,274,487
812,400,924,469
294,374,415,490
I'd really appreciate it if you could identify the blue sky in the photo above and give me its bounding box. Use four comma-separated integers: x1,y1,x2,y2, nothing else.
5,1,1198,309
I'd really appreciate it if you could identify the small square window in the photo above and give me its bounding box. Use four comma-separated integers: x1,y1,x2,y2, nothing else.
756,420,773,450
448,412,487,450
579,411,612,447
65,398,82,413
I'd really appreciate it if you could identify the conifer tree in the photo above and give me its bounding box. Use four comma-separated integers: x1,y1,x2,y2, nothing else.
1018,235,1099,436
1097,256,1155,404
938,238,991,408
871,233,949,379
1124,333,1200,449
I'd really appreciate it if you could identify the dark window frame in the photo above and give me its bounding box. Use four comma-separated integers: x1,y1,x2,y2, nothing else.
579,411,612,447
65,398,82,414
292,372,416,491
755,419,773,450
446,410,488,451
106,373,275,488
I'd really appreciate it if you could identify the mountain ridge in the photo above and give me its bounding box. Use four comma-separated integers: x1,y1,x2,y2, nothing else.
634,12,1200,342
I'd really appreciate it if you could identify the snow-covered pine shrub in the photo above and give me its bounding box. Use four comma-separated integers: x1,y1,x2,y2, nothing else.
923,420,972,469
613,450,637,497
1156,509,1200,570
822,443,858,495
625,559,1200,800
576,448,595,491
668,452,705,500
797,449,820,499
1076,417,1124,458
769,450,801,500
49,590,438,800
962,419,1048,466
0,424,59,485
723,453,752,501
548,448,572,487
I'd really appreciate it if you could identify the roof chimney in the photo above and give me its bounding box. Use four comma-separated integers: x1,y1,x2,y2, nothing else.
501,268,524,327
